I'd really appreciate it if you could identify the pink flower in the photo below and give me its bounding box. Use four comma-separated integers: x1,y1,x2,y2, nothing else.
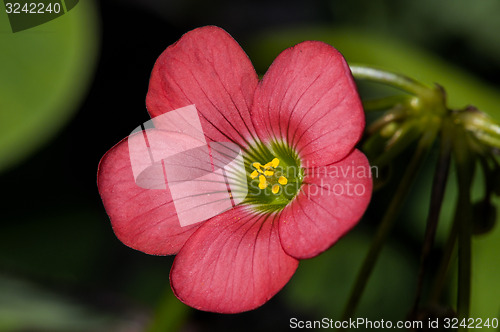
97,26,372,313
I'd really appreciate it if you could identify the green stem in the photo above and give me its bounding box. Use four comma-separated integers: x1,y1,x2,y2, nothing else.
350,65,431,96
471,131,500,150
145,285,190,332
459,109,500,149
428,217,458,304
372,119,423,168
452,127,475,330
341,130,436,322
367,106,408,135
362,95,412,112
456,179,472,330
411,127,452,314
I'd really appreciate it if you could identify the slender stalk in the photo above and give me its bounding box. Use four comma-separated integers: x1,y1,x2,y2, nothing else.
456,181,472,329
428,218,458,304
472,131,500,150
350,65,431,96
341,130,436,322
362,95,411,112
450,119,474,331
459,110,500,149
411,129,452,314
146,286,190,332
366,106,408,135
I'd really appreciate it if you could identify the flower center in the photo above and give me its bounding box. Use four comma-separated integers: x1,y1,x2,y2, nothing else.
250,158,289,194
243,141,303,212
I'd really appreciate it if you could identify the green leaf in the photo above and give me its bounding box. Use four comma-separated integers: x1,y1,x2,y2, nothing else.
0,1,99,172
0,275,112,331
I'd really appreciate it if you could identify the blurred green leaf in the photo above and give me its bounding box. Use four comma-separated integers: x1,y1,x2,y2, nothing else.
327,0,500,63
0,275,112,331
0,1,99,172
470,197,500,319
248,27,500,120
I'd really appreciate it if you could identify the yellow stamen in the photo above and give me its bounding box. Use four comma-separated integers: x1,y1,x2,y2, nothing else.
272,184,280,194
258,175,267,189
251,158,289,193
264,161,273,168
271,158,279,168
253,163,264,174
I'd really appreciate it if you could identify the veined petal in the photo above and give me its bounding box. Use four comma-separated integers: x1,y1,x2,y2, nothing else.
170,206,298,313
146,26,259,147
252,41,364,167
278,150,372,259
97,130,228,255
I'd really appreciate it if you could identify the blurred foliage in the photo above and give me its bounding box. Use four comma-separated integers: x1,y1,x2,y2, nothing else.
0,275,114,331
328,0,500,82
248,27,500,119
286,231,415,320
0,0,99,173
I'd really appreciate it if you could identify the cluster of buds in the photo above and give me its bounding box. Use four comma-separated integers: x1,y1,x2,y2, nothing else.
356,66,500,234
347,65,500,323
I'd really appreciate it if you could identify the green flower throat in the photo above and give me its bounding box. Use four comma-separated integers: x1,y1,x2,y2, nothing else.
242,141,304,213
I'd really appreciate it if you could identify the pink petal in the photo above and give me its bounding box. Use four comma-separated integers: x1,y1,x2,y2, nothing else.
279,150,372,259
252,41,364,167
170,206,299,313
146,26,259,148
97,130,207,255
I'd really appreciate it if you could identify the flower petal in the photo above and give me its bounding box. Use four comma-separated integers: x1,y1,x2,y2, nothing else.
170,206,298,313
97,130,214,255
252,41,364,166
278,150,372,259
146,26,259,147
